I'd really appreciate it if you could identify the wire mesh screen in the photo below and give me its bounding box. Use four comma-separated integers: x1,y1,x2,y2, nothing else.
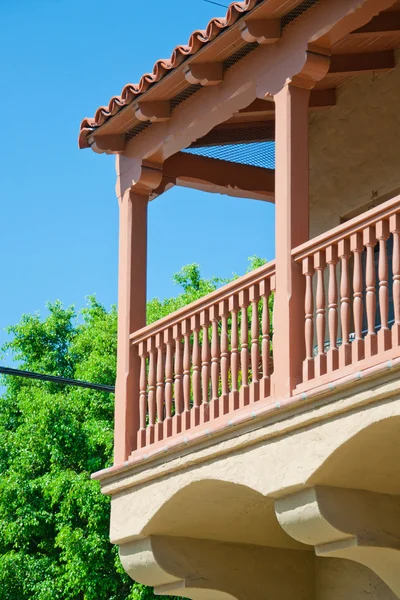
282,0,319,28
183,141,275,170
171,84,202,111
125,121,152,143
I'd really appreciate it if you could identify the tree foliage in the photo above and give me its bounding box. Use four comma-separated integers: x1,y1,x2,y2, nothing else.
0,258,265,599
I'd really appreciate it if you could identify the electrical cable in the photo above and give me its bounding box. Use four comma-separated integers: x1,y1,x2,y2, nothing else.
0,366,115,393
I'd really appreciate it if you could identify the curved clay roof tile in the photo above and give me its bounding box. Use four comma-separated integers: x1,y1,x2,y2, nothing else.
79,0,261,148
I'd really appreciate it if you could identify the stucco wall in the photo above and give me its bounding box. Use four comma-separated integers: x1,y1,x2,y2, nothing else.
316,558,397,600
309,51,400,238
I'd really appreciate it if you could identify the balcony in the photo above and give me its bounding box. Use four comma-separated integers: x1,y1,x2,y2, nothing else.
119,194,400,461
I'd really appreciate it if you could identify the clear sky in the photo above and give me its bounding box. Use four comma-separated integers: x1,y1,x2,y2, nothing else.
0,0,275,360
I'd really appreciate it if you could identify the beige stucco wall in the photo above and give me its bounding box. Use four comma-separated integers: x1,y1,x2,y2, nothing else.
309,51,400,238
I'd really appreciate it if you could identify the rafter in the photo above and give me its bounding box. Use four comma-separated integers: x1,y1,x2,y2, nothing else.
329,50,395,75
153,152,275,201
351,11,400,36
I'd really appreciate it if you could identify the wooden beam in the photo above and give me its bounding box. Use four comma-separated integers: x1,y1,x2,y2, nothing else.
192,90,336,147
154,152,275,199
351,12,400,36
236,89,336,116
184,63,224,86
309,88,336,109
239,19,281,44
190,121,275,148
329,51,395,75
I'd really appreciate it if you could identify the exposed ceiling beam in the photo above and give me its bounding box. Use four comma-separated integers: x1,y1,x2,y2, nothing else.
191,121,275,147
351,11,400,36
153,152,275,201
329,50,395,75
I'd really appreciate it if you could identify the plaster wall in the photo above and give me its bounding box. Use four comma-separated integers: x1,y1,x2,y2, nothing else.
309,51,400,238
316,558,397,600
106,372,400,544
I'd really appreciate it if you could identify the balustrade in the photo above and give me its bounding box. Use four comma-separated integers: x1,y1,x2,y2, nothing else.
130,262,276,451
130,195,400,455
293,195,400,390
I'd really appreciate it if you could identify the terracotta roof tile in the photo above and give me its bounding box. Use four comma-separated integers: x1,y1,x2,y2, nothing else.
79,0,260,148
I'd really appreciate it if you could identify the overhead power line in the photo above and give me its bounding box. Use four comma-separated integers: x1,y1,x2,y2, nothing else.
203,0,229,8
0,366,115,393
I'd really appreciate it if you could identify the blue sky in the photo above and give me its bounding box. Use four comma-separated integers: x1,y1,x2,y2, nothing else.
0,0,275,359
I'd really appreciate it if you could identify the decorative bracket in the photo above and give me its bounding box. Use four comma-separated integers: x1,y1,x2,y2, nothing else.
289,50,331,90
134,101,171,122
184,62,223,86
239,19,281,44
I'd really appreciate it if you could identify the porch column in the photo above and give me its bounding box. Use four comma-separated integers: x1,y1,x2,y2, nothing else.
273,83,310,397
114,189,148,464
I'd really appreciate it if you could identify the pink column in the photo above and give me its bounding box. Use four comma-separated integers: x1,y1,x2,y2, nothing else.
274,84,310,397
114,190,148,464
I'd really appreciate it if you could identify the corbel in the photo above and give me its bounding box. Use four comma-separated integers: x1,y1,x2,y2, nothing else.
289,49,331,90
90,134,126,154
184,62,223,86
239,19,281,44
134,101,171,122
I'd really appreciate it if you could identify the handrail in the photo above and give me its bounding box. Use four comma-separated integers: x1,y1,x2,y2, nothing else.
130,259,276,344
292,194,400,261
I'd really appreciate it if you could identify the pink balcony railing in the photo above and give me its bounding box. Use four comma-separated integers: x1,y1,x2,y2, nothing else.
130,261,276,450
293,194,400,390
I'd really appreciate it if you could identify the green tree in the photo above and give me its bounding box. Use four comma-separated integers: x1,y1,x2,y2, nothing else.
0,258,266,600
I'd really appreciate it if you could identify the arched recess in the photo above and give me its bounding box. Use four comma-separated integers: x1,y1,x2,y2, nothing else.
142,479,306,550
118,480,314,600
307,415,400,495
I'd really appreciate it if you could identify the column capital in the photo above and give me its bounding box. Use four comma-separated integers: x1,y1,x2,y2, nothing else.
281,50,331,92
116,156,163,201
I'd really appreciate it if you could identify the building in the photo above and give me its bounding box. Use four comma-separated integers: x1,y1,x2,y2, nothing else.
79,1,400,598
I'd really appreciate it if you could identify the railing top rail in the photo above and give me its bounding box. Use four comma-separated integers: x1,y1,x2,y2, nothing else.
130,259,276,344
292,194,400,261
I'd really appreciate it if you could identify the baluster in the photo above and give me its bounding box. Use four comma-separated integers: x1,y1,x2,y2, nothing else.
377,220,391,352
350,233,365,363
390,213,400,346
239,290,250,407
302,257,315,381
270,274,276,375
191,315,201,426
182,319,191,431
146,337,156,445
200,310,211,422
314,251,327,377
219,300,230,414
163,328,174,438
155,334,165,442
209,305,220,419
137,342,147,448
229,296,240,412
173,324,183,435
338,238,352,367
363,226,378,357
249,284,260,403
326,245,339,372
259,278,271,397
